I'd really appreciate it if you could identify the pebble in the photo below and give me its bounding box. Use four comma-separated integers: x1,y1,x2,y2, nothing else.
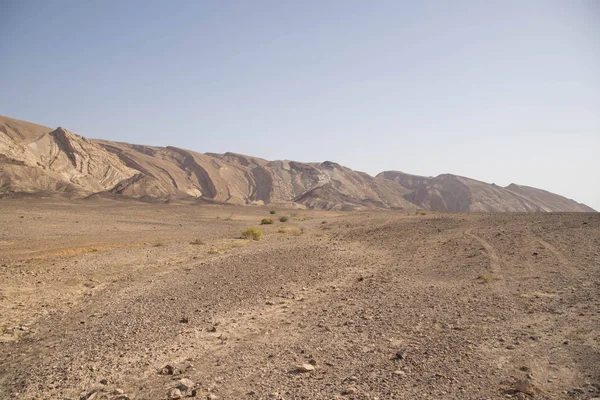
393,370,406,376
295,363,315,373
342,387,357,395
395,348,408,360
160,364,175,375
177,378,194,391
168,388,183,399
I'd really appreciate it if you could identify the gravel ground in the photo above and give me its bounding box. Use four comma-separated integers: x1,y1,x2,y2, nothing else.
0,199,598,400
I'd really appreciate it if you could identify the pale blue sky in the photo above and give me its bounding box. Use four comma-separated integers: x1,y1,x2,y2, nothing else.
1,1,599,209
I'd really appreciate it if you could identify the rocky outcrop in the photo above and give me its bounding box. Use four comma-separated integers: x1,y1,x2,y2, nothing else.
0,115,595,212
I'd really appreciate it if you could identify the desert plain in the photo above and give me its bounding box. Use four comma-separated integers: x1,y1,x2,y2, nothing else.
0,198,599,400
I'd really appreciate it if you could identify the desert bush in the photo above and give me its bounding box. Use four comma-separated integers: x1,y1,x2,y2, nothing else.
279,216,289,222
190,238,205,245
278,226,302,236
269,210,276,215
241,227,263,240
260,218,273,225
478,274,490,283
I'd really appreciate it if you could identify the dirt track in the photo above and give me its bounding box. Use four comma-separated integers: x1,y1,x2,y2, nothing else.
0,199,599,399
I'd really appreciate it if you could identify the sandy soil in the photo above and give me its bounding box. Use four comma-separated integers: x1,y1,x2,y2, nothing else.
0,199,598,400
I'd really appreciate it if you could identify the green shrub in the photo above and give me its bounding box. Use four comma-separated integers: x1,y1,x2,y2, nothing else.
241,227,263,241
269,210,276,215
279,216,289,222
260,218,273,225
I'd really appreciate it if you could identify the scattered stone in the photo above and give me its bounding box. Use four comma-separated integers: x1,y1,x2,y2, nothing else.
347,376,358,382
112,388,124,395
532,252,539,256
168,388,183,399
342,387,357,395
393,370,406,376
179,317,189,324
512,380,541,396
190,389,198,397
160,364,175,375
506,345,516,350
207,394,218,400
395,348,408,360
295,363,315,373
177,378,194,391
99,379,108,385
80,391,98,400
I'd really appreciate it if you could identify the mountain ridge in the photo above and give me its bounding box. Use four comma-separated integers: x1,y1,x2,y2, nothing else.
0,115,595,212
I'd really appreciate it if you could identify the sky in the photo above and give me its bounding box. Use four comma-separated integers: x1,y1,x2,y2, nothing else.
1,0,599,210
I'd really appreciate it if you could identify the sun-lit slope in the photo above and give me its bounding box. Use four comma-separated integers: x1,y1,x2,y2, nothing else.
505,183,595,212
0,115,53,144
379,171,596,212
1,119,137,196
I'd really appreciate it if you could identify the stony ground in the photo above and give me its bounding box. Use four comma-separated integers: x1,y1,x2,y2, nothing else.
0,199,598,400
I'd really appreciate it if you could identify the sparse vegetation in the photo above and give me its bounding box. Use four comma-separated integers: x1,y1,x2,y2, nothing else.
241,227,263,240
91,248,98,252
260,218,274,225
224,212,236,221
279,216,289,222
190,238,205,245
269,210,276,215
153,241,164,247
478,274,490,283
278,226,302,235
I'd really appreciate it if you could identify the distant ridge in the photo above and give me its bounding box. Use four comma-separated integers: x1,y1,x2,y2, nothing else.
0,115,595,212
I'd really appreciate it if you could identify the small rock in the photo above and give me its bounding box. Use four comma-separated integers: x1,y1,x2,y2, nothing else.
99,379,108,385
207,394,218,400
295,363,315,373
168,388,183,399
395,348,408,360
112,388,124,395
347,376,358,382
513,380,541,396
177,378,194,391
81,392,98,400
393,370,406,376
506,345,516,350
160,364,175,375
532,252,538,256
342,387,357,395
179,317,189,324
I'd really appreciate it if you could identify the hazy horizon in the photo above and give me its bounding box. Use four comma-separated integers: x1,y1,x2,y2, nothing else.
1,1,599,209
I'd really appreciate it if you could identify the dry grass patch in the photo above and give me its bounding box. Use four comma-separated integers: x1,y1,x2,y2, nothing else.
241,227,263,240
278,226,303,236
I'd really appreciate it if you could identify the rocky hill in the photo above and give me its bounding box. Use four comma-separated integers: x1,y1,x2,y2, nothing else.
0,115,595,212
